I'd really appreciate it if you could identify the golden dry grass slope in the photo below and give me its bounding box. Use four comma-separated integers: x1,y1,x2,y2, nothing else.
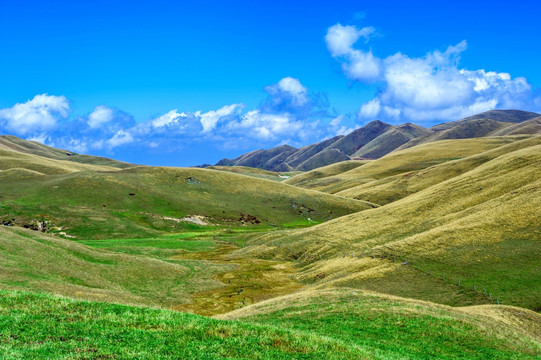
286,136,527,194
241,136,541,309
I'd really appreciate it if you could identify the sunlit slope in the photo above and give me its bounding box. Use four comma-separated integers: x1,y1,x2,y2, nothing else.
0,135,132,169
338,136,541,204
243,143,541,309
0,148,122,175
287,137,521,194
0,226,227,307
491,117,541,136
2,289,539,360
0,165,371,239
285,160,369,187
205,165,282,181
220,288,541,360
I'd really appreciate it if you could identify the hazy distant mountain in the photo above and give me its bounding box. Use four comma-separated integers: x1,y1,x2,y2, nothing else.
214,110,541,171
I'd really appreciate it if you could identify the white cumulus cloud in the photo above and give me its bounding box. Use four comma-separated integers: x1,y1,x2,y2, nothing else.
265,77,309,106
0,94,69,135
325,24,381,83
198,103,243,133
88,105,114,128
327,23,540,123
151,109,187,128
107,130,134,148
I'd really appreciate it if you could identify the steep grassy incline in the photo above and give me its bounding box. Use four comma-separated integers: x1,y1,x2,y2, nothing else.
286,137,521,194
0,164,371,239
242,141,541,309
0,226,228,308
337,136,541,204
285,160,369,187
1,289,539,360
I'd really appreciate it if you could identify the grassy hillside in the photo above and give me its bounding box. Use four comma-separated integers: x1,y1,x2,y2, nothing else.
0,226,230,307
0,158,370,239
285,160,369,187
222,288,541,359
1,289,539,359
432,109,540,131
287,137,520,194
491,117,541,136
205,166,282,181
0,135,132,169
0,148,122,175
241,138,541,309
296,148,350,171
338,136,541,204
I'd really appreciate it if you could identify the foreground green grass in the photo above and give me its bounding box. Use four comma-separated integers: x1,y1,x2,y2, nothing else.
223,289,541,360
0,226,231,308
1,289,540,359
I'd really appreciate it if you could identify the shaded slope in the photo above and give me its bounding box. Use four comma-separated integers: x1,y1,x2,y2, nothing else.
241,140,541,309
326,120,392,155
215,144,297,169
352,123,431,159
295,148,350,171
285,135,343,168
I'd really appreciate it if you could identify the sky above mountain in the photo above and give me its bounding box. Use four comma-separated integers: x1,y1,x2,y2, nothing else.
1,0,540,166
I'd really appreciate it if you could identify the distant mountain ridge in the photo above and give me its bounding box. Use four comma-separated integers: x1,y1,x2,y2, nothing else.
215,110,541,171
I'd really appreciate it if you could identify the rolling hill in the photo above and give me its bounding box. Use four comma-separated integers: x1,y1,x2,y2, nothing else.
244,136,541,310
1,128,541,359
0,136,370,239
1,288,540,359
213,110,541,172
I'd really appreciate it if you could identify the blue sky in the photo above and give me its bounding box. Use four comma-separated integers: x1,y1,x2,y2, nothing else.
1,0,540,166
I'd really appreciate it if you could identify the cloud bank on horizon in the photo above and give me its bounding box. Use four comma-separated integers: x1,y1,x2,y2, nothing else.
0,77,345,158
1,21,540,164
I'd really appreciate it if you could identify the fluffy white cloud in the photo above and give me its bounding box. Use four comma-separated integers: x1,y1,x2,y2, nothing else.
0,94,69,135
225,110,303,140
325,24,381,82
151,109,187,128
327,23,540,122
107,130,134,148
265,77,309,106
198,104,242,133
88,105,114,128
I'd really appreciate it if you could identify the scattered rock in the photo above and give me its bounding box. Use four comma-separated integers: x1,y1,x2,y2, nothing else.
181,215,208,225
186,177,200,185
